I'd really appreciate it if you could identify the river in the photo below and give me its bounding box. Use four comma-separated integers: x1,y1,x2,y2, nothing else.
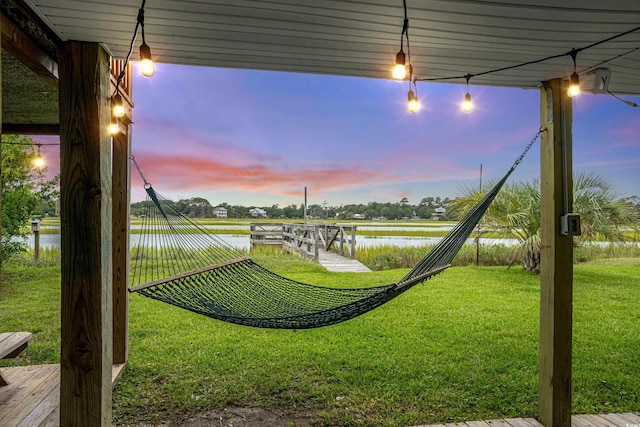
23,233,518,250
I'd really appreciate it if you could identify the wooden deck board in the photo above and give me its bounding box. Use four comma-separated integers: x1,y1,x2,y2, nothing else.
317,249,371,272
485,420,513,427
619,413,640,423
0,363,126,427
412,414,639,427
0,365,59,427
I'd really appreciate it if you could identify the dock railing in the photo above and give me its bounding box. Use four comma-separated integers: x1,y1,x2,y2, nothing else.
250,222,357,260
249,223,284,247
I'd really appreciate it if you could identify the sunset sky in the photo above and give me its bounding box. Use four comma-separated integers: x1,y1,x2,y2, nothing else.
38,63,639,207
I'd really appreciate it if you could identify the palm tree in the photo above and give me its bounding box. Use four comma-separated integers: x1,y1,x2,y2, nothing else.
451,171,638,274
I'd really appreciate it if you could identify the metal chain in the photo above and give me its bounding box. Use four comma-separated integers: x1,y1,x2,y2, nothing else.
512,127,547,169
130,155,151,188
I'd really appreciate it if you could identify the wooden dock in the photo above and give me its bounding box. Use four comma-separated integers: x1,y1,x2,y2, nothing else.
0,363,125,427
250,222,361,263
318,249,371,272
410,413,640,427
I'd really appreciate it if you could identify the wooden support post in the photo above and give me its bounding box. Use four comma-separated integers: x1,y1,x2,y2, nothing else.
0,14,3,268
350,227,356,259
59,41,113,426
112,121,131,365
538,78,573,427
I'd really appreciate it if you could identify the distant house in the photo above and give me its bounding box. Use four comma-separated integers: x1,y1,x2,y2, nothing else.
212,206,227,218
250,208,268,218
432,207,446,220
353,213,365,220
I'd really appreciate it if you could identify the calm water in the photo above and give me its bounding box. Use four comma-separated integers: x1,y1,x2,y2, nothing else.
24,233,518,250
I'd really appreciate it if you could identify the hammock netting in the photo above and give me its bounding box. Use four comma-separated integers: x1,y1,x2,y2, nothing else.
130,133,539,329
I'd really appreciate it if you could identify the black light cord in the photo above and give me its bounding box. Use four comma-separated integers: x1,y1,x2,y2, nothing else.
112,0,147,98
0,142,60,146
399,0,408,50
608,91,639,108
415,24,640,83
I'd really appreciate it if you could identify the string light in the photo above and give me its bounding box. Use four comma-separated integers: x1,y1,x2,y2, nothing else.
1,140,56,168
567,49,581,98
139,42,155,77
111,0,153,109
392,0,410,80
393,0,640,115
107,0,152,138
407,66,420,113
407,88,420,113
33,156,45,169
393,51,406,80
109,121,120,135
32,145,45,169
112,94,125,118
462,74,473,112
137,1,155,77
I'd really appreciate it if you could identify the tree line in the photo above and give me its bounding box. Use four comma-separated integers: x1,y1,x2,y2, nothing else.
130,196,457,220
2,136,639,264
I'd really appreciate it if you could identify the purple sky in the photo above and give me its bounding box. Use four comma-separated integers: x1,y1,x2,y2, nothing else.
38,63,639,207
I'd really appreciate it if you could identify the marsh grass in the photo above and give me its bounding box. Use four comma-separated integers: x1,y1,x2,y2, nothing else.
358,242,640,270
1,251,638,426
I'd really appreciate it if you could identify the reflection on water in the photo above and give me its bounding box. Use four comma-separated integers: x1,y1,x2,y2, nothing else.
25,233,521,250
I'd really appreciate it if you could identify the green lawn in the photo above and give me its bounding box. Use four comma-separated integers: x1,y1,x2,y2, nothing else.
1,255,638,426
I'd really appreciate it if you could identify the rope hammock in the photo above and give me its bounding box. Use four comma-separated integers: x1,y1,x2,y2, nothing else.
129,131,541,329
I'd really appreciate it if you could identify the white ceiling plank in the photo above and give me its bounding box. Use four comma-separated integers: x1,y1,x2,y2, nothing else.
26,0,640,94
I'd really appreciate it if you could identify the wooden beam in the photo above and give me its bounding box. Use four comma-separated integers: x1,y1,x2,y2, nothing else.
59,41,113,426
538,78,573,427
1,123,60,135
112,122,131,366
1,12,4,268
1,13,58,84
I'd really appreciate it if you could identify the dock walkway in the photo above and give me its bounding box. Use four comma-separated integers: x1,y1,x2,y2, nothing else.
317,249,371,272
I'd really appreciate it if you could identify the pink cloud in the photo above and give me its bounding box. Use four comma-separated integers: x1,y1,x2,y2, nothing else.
130,150,484,201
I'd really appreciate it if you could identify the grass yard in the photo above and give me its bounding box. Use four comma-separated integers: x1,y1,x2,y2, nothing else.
0,254,638,426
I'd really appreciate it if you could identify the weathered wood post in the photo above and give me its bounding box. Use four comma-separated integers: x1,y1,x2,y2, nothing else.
31,220,40,261
59,41,113,426
350,226,356,259
0,15,3,268
111,94,132,368
538,78,574,427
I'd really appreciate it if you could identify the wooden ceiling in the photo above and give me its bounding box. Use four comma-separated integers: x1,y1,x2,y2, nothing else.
3,0,640,131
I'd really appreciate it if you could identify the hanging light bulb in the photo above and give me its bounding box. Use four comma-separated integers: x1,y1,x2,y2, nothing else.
392,50,406,80
32,146,45,169
32,156,46,169
567,49,580,98
392,2,410,81
462,92,473,112
112,94,125,118
567,72,580,97
109,121,120,135
139,42,155,77
462,74,473,112
407,89,420,114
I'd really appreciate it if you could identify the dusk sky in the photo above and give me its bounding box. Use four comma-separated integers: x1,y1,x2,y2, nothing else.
38,63,639,207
